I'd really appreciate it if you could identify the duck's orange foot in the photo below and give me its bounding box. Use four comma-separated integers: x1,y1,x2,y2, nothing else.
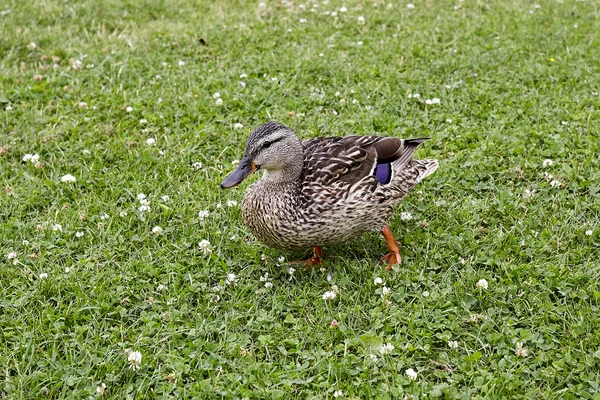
380,226,402,270
380,252,402,270
289,247,325,270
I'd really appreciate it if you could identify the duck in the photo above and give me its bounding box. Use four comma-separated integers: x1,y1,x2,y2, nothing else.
221,122,438,269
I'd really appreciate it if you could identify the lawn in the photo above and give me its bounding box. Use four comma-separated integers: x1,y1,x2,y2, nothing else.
1,0,599,398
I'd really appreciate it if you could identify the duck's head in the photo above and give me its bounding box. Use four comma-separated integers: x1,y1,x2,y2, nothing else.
221,122,304,189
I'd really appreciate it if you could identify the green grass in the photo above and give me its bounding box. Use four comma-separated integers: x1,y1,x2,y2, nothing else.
1,0,600,398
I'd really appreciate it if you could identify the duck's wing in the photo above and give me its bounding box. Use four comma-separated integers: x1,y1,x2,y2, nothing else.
301,135,429,187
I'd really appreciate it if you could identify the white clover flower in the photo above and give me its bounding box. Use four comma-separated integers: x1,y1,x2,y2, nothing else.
152,226,163,235
23,154,33,162
369,354,378,362
6,252,17,260
157,284,167,291
448,340,458,349
75,231,84,238
30,153,40,163
407,3,415,8
215,98,223,107
460,258,466,265
333,390,343,398
146,138,156,146
198,239,212,255
232,159,240,167
561,120,568,125
400,211,413,221
72,60,83,70
137,193,146,201
240,73,248,79
213,92,221,99
357,16,365,24
192,161,203,169
99,213,108,220
77,101,88,109
127,350,142,370
405,368,418,380
339,6,347,12
61,174,76,183
523,189,535,199
226,199,238,207
289,267,296,275
544,172,553,180
226,273,238,285
446,118,453,123
374,277,383,286
27,42,37,50
139,119,147,124
22,240,29,246
476,278,489,290
52,223,62,232
278,255,285,263
264,281,274,289
585,229,593,236
198,210,209,219
39,272,48,279
515,342,528,358
139,205,151,212
322,290,337,300
549,180,561,188
382,286,391,296
96,383,106,395
233,123,244,130
422,290,430,297
65,267,72,273
432,98,441,104
299,18,307,23
82,149,90,155
126,106,133,113
542,159,554,167
178,60,185,66
380,343,394,354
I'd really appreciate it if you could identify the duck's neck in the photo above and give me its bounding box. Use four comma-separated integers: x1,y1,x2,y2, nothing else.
260,163,303,185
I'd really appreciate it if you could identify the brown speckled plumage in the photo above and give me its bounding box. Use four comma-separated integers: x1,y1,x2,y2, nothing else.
222,122,438,256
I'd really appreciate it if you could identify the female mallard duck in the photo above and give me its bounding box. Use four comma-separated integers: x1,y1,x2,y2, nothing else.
221,122,438,269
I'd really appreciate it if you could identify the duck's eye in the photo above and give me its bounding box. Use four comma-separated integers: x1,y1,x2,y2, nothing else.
263,141,273,149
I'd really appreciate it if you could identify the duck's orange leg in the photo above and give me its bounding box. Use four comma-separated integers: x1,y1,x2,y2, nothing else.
380,226,402,270
289,247,325,270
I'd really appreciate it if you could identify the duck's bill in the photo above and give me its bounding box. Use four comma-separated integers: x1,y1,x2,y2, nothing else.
220,157,257,188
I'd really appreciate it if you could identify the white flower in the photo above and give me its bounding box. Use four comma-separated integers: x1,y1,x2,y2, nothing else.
422,290,430,297
233,123,244,130
524,189,535,199
400,211,413,221
27,42,37,50
30,154,40,163
515,342,528,358
77,101,88,109
127,350,142,370
146,138,156,146
322,290,337,300
23,154,33,162
52,223,62,232
72,60,83,70
289,267,296,275
96,383,106,395
22,240,29,246
137,193,146,201
198,239,212,255
213,92,221,99
549,180,561,188
126,106,133,113
369,354,378,362
561,121,568,125
380,343,394,354
226,273,238,286
476,278,489,290
585,229,593,236
374,277,383,286
39,272,48,279
139,119,147,124
232,159,240,167
178,60,185,66
61,174,76,183
159,195,169,202
119,211,128,217
432,98,441,104
192,161,203,170
543,159,554,167
198,210,209,219
139,205,151,212
278,255,285,263
544,172,553,180
83,149,90,155
215,98,223,106
382,286,391,296
407,3,415,8
75,231,84,238
152,226,163,235
240,73,248,79
357,16,365,24
226,199,238,207
339,6,347,12
448,340,459,349
157,284,167,291
6,251,17,260
333,390,343,398
100,213,109,220
5,105,13,111
264,282,273,289
65,267,72,273
299,18,307,23
405,368,418,380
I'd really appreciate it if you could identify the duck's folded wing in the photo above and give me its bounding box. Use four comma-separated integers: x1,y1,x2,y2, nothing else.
301,136,428,186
